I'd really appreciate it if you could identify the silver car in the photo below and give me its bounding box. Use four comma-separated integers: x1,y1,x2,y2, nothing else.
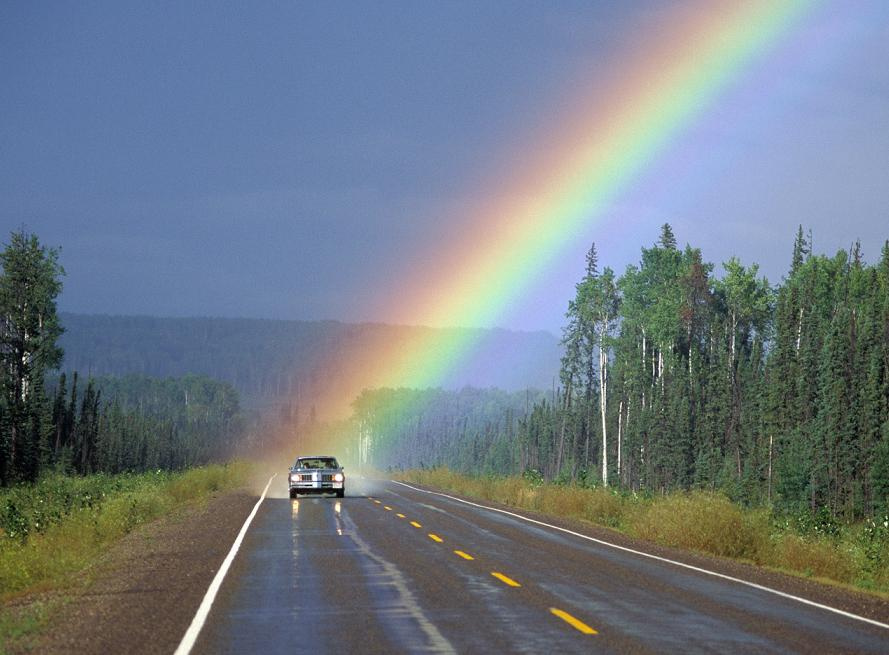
288,455,345,498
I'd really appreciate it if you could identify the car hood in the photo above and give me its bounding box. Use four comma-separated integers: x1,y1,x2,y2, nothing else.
290,468,342,473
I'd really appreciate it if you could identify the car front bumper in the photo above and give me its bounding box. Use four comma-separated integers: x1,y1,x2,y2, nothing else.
289,481,344,493
288,474,344,493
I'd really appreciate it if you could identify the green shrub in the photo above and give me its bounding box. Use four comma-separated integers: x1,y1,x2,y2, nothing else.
628,491,772,562
773,533,856,583
583,488,628,528
851,515,889,589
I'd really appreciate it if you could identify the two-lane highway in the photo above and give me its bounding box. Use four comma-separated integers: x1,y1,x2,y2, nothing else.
189,477,889,654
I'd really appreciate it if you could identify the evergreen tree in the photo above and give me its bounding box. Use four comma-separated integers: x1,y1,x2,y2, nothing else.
791,225,809,274
659,223,677,251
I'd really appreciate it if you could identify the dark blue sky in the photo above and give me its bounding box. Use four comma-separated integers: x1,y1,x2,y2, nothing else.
2,2,888,333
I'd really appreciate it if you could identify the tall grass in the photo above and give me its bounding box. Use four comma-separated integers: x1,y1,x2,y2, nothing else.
398,468,889,595
0,461,251,599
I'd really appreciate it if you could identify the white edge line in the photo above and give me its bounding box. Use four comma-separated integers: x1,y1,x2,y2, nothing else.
391,480,889,631
174,474,277,655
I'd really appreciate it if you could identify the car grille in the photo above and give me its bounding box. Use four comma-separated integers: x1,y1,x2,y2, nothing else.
322,474,333,482
299,474,312,481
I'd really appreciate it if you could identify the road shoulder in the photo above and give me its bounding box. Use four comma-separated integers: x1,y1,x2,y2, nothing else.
3,489,259,655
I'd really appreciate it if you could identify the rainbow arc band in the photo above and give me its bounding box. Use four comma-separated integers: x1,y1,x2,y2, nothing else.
285,0,815,432
353,0,814,390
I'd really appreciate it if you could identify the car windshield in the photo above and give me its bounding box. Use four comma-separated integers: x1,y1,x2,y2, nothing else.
294,457,338,470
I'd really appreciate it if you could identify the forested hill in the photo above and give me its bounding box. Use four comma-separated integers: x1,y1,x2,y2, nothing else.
58,314,561,411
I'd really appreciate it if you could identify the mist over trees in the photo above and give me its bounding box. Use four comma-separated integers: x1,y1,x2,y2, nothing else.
349,387,547,474
353,226,889,520
58,314,561,413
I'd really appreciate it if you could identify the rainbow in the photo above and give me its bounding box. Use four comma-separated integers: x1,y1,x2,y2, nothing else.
293,0,815,444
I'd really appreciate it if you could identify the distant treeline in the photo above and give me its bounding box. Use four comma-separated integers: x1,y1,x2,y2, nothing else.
0,230,245,485
348,387,547,472
353,226,889,520
59,314,561,412
47,373,244,475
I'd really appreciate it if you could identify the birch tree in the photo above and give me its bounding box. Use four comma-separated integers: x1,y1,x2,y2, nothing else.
588,267,620,486
0,230,64,483
573,248,620,486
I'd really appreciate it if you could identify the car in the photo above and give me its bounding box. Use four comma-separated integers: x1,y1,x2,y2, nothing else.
288,455,345,498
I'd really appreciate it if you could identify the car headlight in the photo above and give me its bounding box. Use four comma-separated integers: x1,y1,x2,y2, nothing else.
290,473,299,482
333,472,344,483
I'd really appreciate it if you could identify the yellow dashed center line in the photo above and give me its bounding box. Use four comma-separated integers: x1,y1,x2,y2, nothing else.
369,498,591,635
377,510,590,637
490,572,521,587
549,608,597,635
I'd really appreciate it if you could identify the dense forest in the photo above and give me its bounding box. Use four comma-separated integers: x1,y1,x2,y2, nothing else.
0,231,245,485
46,373,244,475
350,226,889,520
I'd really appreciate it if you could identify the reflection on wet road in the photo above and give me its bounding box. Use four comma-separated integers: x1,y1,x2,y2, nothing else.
192,478,889,654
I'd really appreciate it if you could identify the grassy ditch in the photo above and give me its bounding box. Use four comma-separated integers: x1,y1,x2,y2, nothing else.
0,461,251,600
397,468,889,595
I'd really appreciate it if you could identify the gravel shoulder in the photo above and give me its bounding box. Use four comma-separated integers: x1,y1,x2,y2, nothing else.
3,489,259,655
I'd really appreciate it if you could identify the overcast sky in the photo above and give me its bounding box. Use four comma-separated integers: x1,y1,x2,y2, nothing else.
2,1,887,334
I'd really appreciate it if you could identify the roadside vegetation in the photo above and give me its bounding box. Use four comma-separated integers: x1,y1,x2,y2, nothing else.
398,468,889,596
0,461,251,599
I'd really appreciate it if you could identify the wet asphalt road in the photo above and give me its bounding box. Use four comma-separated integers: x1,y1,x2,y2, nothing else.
193,477,889,654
